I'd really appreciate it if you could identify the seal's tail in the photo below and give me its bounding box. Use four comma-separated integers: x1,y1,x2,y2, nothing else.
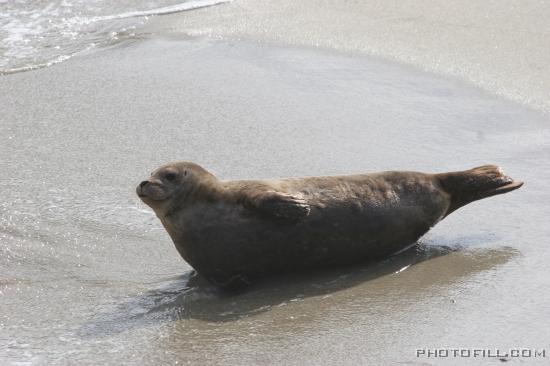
437,165,523,217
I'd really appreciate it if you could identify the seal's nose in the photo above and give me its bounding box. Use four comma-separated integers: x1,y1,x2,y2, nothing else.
137,180,149,197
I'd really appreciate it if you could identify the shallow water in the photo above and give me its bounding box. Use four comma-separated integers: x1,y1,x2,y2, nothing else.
1,38,549,364
0,0,230,73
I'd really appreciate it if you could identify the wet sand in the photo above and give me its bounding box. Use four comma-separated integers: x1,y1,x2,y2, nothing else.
146,0,550,114
1,32,550,366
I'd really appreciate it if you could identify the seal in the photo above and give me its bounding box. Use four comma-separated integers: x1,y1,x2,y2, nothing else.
137,162,522,288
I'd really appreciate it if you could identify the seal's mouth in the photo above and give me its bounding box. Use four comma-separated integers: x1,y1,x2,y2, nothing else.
136,181,154,201
136,181,168,203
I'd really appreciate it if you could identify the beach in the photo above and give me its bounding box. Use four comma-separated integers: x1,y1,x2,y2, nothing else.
146,0,550,114
1,1,550,365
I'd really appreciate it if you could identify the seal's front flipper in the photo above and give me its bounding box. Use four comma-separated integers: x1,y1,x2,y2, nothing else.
262,192,311,220
245,191,311,220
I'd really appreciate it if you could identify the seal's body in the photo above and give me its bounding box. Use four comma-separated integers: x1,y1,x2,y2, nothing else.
137,162,522,288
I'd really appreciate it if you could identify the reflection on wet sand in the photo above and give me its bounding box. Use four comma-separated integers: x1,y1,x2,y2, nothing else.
81,240,516,338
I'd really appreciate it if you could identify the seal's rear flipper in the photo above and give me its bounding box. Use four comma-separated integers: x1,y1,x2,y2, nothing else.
437,165,523,217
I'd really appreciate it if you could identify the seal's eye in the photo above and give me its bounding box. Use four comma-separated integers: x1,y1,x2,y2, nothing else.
164,172,177,182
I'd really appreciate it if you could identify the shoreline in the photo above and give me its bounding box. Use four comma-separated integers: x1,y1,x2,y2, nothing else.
6,29,550,122
142,0,550,115
4,0,550,118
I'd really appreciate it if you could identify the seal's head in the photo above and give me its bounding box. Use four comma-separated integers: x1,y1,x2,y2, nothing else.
136,161,217,216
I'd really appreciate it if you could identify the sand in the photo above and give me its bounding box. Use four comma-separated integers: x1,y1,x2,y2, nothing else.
146,0,550,114
1,2,550,365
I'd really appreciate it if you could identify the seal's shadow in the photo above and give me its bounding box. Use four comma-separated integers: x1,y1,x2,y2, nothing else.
79,236,516,337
